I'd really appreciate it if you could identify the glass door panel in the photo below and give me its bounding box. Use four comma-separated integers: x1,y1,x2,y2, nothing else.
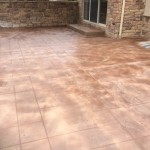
90,0,98,23
84,0,108,24
99,0,107,24
84,0,90,20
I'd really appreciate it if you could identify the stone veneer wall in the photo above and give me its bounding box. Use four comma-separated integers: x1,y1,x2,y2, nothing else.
105,0,122,38
79,0,150,39
121,0,145,38
0,0,79,28
122,0,150,39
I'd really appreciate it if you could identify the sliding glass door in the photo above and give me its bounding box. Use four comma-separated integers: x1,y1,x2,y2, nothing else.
84,0,108,24
84,0,90,20
90,0,98,23
99,0,107,24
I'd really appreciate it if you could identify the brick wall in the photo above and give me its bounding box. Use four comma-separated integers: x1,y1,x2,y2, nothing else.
0,0,79,28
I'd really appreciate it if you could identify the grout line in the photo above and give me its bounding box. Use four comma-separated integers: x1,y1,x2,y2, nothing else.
17,37,30,77
0,144,20,150
0,138,47,150
2,28,150,150
10,92,22,150
108,109,136,140
89,139,135,150
90,135,150,150
90,139,135,150
8,37,22,150
29,76,53,150
11,49,22,150
14,37,25,150
1,134,150,150
47,127,98,139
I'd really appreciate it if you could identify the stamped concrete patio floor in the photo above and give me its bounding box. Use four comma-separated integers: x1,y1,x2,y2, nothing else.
0,28,150,150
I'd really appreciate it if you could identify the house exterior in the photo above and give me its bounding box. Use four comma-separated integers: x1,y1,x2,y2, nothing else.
79,0,150,39
0,0,149,39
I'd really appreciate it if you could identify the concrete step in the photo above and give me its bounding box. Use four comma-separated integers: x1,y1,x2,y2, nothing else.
68,24,105,37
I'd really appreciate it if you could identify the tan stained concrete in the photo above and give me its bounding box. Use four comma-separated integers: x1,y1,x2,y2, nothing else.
0,27,150,150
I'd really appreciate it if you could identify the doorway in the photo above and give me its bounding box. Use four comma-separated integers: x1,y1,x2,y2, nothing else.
84,0,108,24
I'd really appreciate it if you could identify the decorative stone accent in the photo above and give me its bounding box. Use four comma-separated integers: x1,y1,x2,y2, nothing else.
0,1,79,28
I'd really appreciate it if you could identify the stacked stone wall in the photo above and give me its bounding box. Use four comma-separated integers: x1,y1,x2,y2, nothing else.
106,0,122,38
121,0,145,38
0,0,79,28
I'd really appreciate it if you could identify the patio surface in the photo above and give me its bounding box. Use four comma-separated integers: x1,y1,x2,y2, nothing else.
0,28,150,150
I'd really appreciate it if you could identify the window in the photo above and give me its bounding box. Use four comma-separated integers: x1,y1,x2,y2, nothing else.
84,0,108,24
144,0,150,16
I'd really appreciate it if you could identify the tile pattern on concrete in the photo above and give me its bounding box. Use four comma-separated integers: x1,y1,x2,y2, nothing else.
0,28,150,150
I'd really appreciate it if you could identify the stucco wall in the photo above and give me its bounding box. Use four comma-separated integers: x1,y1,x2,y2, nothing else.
0,0,79,28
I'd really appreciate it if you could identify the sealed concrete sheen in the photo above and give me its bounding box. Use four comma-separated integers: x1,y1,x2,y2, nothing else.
0,27,150,150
